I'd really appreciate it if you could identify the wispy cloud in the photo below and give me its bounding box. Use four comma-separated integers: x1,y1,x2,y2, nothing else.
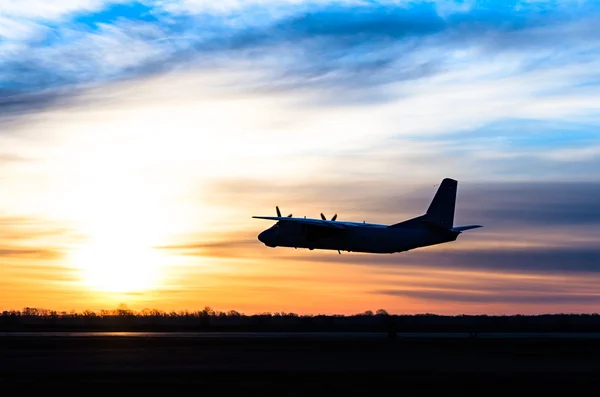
0,216,72,260
207,178,600,228
2,263,79,281
0,1,128,21
376,289,600,305
0,248,61,259
156,236,258,258
3,1,600,113
2,1,600,313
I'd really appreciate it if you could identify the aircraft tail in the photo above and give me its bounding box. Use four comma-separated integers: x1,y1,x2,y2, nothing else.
388,178,482,233
425,178,457,228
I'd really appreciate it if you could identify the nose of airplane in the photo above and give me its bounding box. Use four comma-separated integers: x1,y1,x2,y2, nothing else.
258,230,268,244
258,229,276,247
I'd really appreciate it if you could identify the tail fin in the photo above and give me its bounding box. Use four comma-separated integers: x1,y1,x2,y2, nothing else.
426,178,457,228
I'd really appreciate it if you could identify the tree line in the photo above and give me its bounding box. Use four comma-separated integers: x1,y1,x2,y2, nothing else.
2,305,600,332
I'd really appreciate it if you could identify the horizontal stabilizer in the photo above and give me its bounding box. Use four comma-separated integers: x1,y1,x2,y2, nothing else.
451,225,483,233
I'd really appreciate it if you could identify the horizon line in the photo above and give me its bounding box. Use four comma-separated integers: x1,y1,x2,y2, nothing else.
4,306,600,318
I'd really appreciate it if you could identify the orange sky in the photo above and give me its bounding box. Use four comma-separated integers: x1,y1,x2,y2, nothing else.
2,1,600,315
1,70,600,315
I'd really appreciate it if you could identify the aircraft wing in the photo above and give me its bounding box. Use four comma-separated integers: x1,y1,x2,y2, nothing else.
252,216,348,230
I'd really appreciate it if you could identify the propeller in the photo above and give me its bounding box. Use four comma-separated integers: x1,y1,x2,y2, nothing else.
276,206,292,217
321,213,338,221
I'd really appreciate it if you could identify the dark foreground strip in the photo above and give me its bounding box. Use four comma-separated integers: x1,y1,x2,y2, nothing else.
3,337,600,396
2,372,600,396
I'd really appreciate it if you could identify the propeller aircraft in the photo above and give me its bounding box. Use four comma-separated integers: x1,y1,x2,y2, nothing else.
253,178,482,254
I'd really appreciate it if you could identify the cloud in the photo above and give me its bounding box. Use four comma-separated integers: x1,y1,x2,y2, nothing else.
2,1,600,314
0,1,128,22
206,178,600,274
3,0,600,115
295,246,600,275
375,289,600,304
0,216,74,236
168,0,600,106
206,178,600,228
0,88,75,118
0,15,47,42
0,248,62,260
457,181,600,227
150,0,293,14
1,19,176,93
372,261,600,306
2,264,79,281
156,237,257,258
0,154,26,163
200,177,600,275
0,216,73,260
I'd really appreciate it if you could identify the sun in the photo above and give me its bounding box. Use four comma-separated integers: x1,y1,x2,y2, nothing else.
64,176,176,294
49,114,208,294
70,237,166,293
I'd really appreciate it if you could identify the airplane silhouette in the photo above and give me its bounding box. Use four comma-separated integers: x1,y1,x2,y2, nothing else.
253,178,482,254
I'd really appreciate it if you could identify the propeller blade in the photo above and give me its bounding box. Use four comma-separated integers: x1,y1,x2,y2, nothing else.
320,213,326,220
276,206,281,217
331,214,337,221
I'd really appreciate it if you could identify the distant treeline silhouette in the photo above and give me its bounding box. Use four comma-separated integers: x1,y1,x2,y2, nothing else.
3,305,600,332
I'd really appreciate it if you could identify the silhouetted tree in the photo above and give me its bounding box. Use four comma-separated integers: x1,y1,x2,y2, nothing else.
115,304,134,317
3,307,600,333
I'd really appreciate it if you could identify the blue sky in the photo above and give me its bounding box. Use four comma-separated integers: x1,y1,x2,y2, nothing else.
2,1,600,161
1,0,600,314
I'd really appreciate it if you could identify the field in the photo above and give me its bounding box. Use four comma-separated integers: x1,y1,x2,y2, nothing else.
3,332,600,396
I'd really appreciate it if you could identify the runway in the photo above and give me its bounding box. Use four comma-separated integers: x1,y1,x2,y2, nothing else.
3,333,600,395
4,331,600,338
5,332,600,340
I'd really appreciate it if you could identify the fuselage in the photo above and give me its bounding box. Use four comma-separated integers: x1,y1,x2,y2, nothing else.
257,220,459,254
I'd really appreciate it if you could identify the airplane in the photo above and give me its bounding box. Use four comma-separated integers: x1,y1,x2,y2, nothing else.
253,178,482,254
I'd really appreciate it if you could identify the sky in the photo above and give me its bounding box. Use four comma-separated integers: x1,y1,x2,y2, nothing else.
1,0,599,315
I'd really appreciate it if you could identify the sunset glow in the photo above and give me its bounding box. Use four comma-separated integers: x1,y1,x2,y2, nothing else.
1,0,600,315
